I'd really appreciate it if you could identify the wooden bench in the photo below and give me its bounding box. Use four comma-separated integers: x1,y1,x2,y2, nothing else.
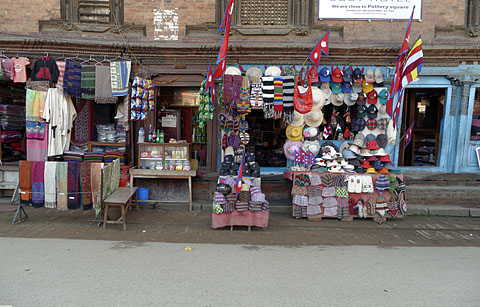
103,187,138,231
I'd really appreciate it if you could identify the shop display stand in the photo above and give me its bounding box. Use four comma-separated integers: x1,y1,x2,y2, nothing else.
211,211,269,230
287,171,405,223
11,183,28,224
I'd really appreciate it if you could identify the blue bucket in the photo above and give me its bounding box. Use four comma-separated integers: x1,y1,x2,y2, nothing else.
137,188,150,205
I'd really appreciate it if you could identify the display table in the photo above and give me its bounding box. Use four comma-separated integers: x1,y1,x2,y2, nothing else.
211,211,269,230
130,168,196,211
285,171,405,223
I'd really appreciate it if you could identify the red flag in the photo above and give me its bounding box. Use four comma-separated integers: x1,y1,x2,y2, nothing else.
235,152,244,199
212,57,226,80
204,61,213,93
218,0,235,34
392,90,404,128
308,29,331,70
386,6,415,117
344,127,351,138
308,151,315,165
404,121,415,149
210,83,215,108
216,16,232,64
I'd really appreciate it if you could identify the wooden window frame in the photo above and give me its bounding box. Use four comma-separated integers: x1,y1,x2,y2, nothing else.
216,0,314,35
61,0,124,25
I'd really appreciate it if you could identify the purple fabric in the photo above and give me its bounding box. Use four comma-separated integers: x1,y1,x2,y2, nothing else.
31,161,45,208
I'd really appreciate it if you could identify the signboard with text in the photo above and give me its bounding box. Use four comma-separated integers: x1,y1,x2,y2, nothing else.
318,0,422,20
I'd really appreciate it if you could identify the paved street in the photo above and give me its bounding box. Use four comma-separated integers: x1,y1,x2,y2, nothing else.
1,208,480,306
0,237,479,307
1,207,480,247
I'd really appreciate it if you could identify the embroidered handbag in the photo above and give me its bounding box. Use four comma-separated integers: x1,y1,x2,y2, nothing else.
294,76,313,114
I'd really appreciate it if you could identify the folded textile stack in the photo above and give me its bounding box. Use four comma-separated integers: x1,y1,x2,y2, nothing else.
83,152,104,162
115,120,126,143
63,151,84,162
104,151,125,165
96,124,116,143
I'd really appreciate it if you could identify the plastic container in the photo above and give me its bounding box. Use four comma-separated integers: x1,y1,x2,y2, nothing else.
137,188,150,205
138,127,145,143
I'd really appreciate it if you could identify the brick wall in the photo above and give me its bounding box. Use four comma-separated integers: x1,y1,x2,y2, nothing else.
0,0,60,36
0,0,469,45
125,0,215,41
314,0,465,45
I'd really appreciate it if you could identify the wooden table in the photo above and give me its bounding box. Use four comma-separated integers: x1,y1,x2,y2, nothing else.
130,169,196,211
103,187,138,231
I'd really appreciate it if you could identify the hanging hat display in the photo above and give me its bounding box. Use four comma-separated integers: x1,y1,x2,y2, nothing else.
304,109,324,127
225,66,241,75
302,140,321,157
283,140,303,160
286,125,304,141
245,66,263,83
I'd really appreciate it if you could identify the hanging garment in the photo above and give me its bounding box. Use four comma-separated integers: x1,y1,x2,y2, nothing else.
94,65,117,104
63,60,82,97
44,161,57,209
26,89,47,122
81,163,92,210
273,76,284,119
90,162,104,213
81,65,96,99
249,77,263,109
31,56,59,82
31,161,45,208
19,161,33,206
62,96,77,151
261,76,274,118
56,162,68,210
56,61,66,88
26,122,48,162
110,61,131,96
67,162,81,210
43,88,68,157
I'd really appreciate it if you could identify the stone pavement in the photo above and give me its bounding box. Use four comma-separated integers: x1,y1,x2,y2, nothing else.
0,204,479,247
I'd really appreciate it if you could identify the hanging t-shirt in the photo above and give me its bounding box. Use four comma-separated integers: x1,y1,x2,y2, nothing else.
11,57,30,83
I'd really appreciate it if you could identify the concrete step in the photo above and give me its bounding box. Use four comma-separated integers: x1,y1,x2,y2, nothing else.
407,186,480,207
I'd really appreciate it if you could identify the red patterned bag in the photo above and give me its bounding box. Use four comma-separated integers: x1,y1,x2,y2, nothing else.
294,75,313,114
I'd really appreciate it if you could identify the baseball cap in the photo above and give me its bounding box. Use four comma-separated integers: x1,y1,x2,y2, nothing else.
319,67,331,82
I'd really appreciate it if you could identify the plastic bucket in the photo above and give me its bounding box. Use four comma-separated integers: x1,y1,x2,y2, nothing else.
137,188,150,205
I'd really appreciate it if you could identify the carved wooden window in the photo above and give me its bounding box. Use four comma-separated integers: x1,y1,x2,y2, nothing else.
61,0,124,25
240,0,289,26
216,0,314,31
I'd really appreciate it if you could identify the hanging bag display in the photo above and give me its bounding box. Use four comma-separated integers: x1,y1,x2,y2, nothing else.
237,76,251,114
294,75,313,114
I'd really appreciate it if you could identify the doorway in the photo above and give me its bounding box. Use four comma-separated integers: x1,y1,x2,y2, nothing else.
399,88,445,166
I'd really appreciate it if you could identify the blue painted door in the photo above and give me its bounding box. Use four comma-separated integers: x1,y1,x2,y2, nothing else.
457,85,480,172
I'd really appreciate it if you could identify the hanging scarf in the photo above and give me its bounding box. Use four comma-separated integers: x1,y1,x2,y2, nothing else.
273,76,284,119
249,76,263,109
56,162,68,210
90,162,104,217
44,161,57,209
19,161,33,206
63,60,82,98
81,65,96,100
237,76,251,114
67,162,81,210
81,163,92,210
110,61,132,96
282,76,295,124
261,76,274,118
31,161,45,208
94,65,117,104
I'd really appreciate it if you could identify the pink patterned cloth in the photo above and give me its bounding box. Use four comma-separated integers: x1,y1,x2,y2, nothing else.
56,61,66,88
